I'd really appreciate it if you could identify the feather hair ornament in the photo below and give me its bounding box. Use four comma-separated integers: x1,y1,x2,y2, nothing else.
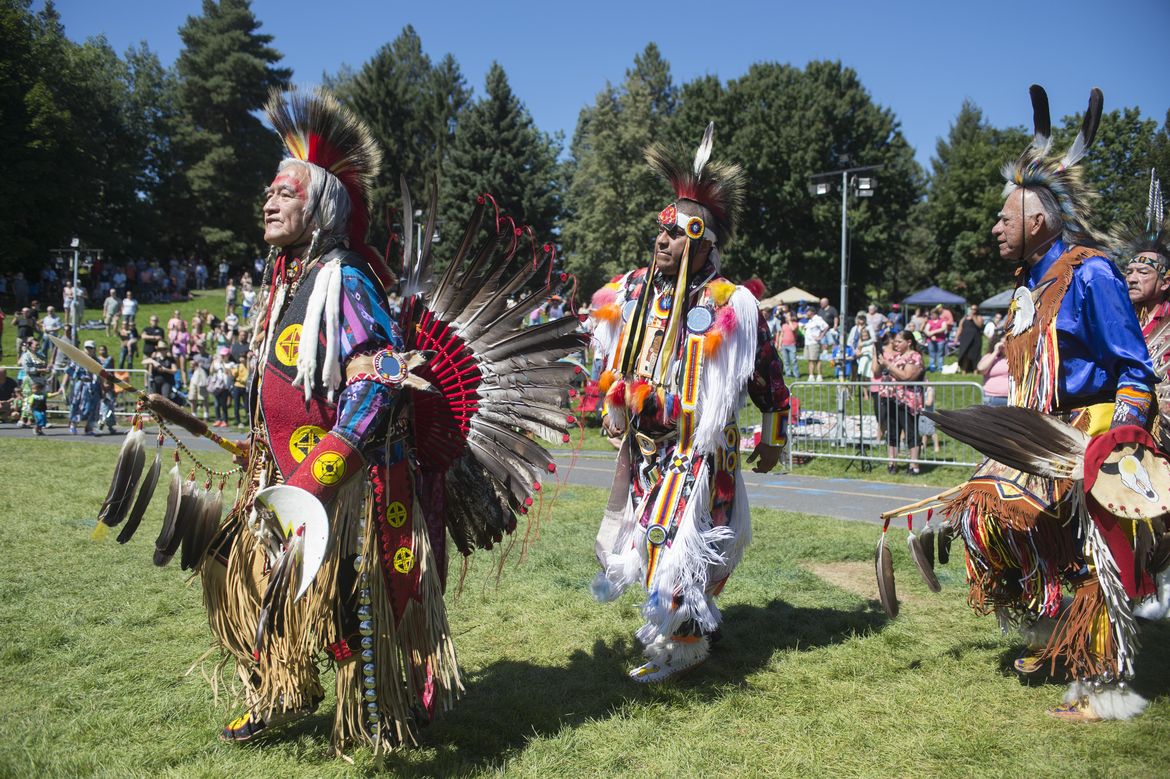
1111,168,1170,274
1001,85,1107,247
645,122,746,244
264,86,393,287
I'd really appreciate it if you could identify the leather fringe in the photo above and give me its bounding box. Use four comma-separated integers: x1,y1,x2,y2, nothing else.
1040,577,1115,680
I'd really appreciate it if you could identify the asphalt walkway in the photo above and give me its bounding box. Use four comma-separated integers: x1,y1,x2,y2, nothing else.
0,424,943,524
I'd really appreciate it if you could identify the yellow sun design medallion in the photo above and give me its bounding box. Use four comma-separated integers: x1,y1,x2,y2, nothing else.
392,545,415,574
385,501,407,528
311,451,346,485
275,324,302,366
289,425,327,463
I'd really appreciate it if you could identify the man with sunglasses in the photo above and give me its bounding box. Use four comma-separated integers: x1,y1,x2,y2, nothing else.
589,125,789,682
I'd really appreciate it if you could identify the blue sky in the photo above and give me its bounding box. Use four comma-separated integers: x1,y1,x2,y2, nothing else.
52,0,1169,170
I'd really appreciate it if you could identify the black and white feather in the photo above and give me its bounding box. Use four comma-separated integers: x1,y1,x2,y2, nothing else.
924,406,1089,479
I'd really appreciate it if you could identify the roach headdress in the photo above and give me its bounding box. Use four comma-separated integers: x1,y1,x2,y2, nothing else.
1112,169,1169,275
1001,84,1106,247
646,122,746,249
264,86,393,286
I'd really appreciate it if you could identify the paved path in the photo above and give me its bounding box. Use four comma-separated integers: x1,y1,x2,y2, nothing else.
555,450,942,524
0,425,942,525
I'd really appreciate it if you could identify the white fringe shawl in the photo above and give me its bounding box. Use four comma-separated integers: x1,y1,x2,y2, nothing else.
590,274,630,363
692,286,759,456
292,258,343,403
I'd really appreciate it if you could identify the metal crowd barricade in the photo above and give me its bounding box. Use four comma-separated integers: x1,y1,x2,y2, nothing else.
786,379,985,469
2,365,150,421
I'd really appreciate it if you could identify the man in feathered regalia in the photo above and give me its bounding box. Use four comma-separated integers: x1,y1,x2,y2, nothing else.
928,86,1164,721
1118,170,1170,367
1114,169,1170,620
589,125,789,682
64,85,583,754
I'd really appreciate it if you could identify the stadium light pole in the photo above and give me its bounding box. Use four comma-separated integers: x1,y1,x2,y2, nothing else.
809,163,881,347
70,237,80,344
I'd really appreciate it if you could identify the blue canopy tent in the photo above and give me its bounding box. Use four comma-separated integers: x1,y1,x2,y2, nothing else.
979,288,1014,310
902,286,966,307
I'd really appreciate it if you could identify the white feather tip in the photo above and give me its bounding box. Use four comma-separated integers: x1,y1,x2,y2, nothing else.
693,122,714,177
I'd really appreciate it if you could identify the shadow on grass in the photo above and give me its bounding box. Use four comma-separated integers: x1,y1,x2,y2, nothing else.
694,598,888,690
987,619,1170,700
374,599,887,775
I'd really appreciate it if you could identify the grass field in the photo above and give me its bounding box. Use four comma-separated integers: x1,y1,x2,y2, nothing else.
1,437,1168,777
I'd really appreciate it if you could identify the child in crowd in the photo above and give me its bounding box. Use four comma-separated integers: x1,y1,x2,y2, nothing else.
27,380,55,435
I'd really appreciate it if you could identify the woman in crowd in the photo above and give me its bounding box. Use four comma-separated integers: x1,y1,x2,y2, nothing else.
779,311,800,378
230,350,249,427
166,309,183,344
224,278,237,317
955,304,984,372
875,330,925,474
240,277,255,323
118,320,139,369
856,317,877,384
17,338,47,428
171,319,190,387
187,344,210,420
208,347,233,428
189,312,206,355
869,332,894,442
924,308,947,372
67,340,101,436
977,335,1010,406
96,344,118,435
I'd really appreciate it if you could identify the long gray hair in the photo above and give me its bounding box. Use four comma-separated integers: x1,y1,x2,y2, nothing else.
278,158,352,241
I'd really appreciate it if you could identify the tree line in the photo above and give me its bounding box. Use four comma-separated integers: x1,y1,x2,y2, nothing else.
4,0,1168,307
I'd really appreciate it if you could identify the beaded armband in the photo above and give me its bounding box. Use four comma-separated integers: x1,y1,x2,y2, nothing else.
760,410,788,447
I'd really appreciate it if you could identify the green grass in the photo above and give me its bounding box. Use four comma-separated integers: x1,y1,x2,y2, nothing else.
1,437,1168,777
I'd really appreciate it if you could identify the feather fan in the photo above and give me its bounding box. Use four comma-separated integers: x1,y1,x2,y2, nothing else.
924,406,1089,479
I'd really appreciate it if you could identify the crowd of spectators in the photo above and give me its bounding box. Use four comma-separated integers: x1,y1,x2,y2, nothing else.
2,267,262,433
763,297,1008,474
764,297,1005,381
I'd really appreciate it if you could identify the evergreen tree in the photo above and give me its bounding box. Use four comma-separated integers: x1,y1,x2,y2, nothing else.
920,101,1026,302
561,44,676,292
63,37,143,257
123,43,188,259
0,1,169,269
440,62,560,245
0,0,81,271
332,26,434,238
331,28,472,255
174,0,289,263
427,53,472,180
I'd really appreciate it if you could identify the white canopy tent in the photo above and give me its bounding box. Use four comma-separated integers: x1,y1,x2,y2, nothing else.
758,286,819,309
